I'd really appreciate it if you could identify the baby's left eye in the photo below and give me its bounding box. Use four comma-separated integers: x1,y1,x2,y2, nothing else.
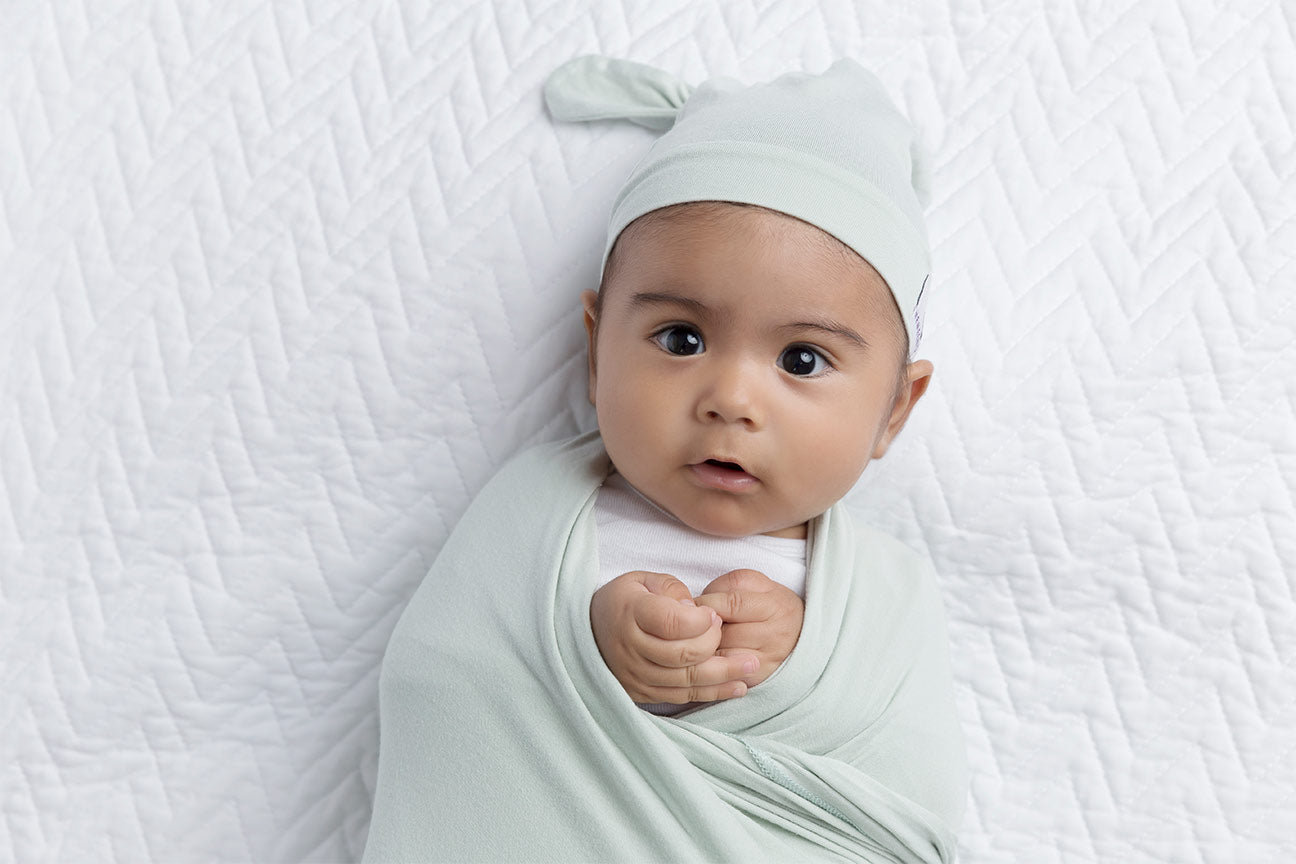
779,345,830,377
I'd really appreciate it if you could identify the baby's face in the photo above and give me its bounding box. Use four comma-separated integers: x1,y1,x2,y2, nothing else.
582,203,930,539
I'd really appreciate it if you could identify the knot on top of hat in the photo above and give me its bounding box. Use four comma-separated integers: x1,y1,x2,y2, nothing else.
544,56,694,132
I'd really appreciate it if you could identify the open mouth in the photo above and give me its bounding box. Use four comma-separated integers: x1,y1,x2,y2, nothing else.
690,458,759,492
705,459,745,472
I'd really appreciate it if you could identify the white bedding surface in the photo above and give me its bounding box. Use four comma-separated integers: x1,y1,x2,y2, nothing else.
2,1,1293,861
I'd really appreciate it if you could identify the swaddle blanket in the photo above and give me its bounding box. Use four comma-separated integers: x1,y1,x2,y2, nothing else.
363,430,967,863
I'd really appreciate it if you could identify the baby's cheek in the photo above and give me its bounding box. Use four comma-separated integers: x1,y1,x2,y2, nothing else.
800,425,872,494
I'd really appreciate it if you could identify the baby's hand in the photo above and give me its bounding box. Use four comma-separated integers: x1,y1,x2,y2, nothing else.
695,569,804,689
590,570,760,704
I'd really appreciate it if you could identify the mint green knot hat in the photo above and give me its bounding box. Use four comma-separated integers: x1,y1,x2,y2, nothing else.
544,55,933,356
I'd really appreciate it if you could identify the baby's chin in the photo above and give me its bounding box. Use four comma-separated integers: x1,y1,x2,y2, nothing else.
675,509,806,540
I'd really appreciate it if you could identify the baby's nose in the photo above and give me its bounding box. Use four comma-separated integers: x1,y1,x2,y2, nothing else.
696,359,764,428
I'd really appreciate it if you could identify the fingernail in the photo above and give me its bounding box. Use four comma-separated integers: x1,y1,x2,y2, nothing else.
680,597,696,606
710,610,722,626
742,658,759,674
731,682,748,698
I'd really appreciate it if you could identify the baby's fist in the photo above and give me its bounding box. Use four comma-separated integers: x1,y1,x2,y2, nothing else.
590,570,756,704
695,569,804,688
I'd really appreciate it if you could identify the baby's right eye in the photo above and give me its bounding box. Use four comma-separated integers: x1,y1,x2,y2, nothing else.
652,325,705,356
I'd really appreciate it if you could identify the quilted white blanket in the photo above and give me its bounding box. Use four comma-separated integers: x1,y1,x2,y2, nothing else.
2,1,1293,862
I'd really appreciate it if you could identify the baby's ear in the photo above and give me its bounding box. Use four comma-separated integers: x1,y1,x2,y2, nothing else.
872,359,934,459
581,290,599,405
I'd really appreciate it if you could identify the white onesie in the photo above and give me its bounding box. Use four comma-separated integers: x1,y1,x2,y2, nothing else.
593,468,807,715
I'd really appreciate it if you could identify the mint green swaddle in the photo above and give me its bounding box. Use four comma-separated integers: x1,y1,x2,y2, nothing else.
363,431,967,862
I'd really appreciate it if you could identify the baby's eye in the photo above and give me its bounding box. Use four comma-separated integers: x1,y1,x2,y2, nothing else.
653,325,705,356
779,345,830,377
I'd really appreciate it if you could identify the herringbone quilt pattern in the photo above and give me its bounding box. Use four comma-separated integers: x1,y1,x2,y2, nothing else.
2,1,1292,861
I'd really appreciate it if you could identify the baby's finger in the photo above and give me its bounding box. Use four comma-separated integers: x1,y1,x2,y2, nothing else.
715,619,802,652
695,587,779,624
632,658,756,704
634,592,717,642
637,651,759,689
631,616,723,668
687,652,760,690
657,680,750,705
632,621,725,668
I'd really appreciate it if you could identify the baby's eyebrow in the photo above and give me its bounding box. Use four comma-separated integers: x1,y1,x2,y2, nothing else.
780,319,868,347
628,291,867,347
627,291,711,315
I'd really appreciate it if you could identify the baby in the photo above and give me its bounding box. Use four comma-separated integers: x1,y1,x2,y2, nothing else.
363,55,966,863
585,198,930,710
552,57,938,713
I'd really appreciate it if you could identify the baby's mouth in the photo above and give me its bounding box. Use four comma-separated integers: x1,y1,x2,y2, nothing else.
689,458,759,492
704,459,746,473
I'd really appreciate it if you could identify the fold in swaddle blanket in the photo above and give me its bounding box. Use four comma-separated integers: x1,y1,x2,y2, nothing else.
363,431,967,862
